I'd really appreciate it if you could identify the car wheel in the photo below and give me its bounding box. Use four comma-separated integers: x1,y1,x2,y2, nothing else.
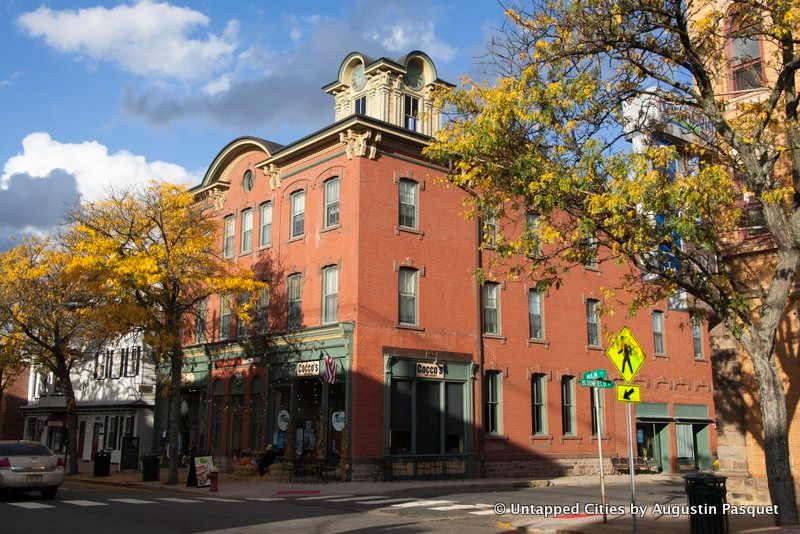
41,486,58,499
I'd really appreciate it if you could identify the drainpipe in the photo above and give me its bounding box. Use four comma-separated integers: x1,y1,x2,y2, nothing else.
455,175,485,478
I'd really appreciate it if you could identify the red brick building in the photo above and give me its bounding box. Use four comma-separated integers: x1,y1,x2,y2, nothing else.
0,366,29,440
175,50,716,480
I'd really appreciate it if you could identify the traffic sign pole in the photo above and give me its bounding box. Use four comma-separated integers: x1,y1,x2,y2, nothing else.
594,387,607,524
626,402,637,532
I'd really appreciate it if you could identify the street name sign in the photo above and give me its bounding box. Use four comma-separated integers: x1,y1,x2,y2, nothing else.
616,384,641,403
579,378,613,388
605,326,646,384
583,369,607,380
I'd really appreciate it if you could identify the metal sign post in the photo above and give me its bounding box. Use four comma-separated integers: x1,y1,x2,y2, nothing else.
594,386,607,523
626,402,637,532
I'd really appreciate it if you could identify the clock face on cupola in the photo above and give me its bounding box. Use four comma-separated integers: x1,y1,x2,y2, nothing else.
351,64,367,91
324,51,453,136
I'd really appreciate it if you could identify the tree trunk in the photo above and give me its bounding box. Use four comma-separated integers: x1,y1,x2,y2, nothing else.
55,365,80,475
167,336,184,485
751,351,799,525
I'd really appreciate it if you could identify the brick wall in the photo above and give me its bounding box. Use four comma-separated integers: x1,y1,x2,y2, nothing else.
0,366,29,440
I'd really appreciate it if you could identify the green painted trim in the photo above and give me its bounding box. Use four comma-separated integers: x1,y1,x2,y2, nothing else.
658,424,672,473
636,402,669,418
695,425,712,471
378,150,450,173
280,151,347,180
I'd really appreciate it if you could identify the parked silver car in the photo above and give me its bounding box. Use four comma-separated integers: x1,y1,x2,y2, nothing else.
0,441,64,498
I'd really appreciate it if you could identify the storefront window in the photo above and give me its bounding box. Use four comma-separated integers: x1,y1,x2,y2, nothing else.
210,379,223,453
271,385,290,451
416,381,441,454
390,380,412,455
229,395,244,456
444,383,464,454
249,377,264,451
328,382,346,459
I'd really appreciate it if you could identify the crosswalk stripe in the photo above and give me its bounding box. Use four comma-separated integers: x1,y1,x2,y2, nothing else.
429,504,486,511
108,498,157,504
246,497,285,502
297,494,352,501
327,495,387,502
469,509,497,515
156,497,201,503
391,500,453,508
199,497,243,503
62,500,107,507
356,497,415,505
8,502,55,509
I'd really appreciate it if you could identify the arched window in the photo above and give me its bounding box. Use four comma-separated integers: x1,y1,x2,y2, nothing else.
210,379,224,452
249,376,264,450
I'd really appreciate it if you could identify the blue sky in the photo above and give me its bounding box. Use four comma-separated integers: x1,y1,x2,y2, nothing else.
0,0,507,246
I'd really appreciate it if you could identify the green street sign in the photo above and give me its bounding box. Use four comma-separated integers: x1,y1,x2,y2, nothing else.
579,378,613,388
583,369,607,380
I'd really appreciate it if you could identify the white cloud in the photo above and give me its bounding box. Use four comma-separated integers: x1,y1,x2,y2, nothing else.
0,72,20,87
17,1,238,80
2,133,195,201
203,73,232,95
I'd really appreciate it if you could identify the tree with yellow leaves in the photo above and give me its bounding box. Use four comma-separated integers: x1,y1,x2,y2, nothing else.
0,237,110,475
68,181,265,484
427,0,800,524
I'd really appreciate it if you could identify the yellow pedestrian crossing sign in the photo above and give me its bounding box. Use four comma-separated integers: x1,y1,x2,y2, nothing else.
616,384,641,403
606,326,645,384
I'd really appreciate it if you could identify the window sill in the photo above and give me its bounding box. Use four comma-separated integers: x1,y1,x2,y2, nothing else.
583,265,601,273
530,434,553,444
693,358,707,363
320,224,341,235
527,338,550,348
559,435,583,444
395,323,424,332
586,345,604,352
239,250,252,258
286,235,305,244
395,226,424,239
482,333,507,343
257,243,272,251
485,434,509,441
590,434,611,443
654,353,669,359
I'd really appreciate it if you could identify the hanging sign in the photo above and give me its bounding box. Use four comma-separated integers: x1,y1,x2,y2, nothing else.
415,362,445,379
277,409,290,431
331,411,346,432
296,360,320,377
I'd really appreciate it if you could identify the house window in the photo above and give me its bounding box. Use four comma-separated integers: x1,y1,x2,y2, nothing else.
125,347,140,377
324,178,340,228
223,216,234,258
195,298,207,343
290,190,305,238
404,95,419,131
653,310,665,354
105,350,114,379
241,209,253,253
482,282,500,334
237,292,249,338
484,214,498,246
531,374,546,435
220,296,231,340
527,212,541,256
322,265,338,324
398,179,418,229
590,387,605,436
692,321,704,359
561,376,575,435
256,288,269,335
354,95,367,115
485,371,501,435
528,290,543,340
583,232,598,267
728,10,763,91
242,170,254,192
259,202,272,247
398,268,418,325
287,274,302,328
586,299,600,347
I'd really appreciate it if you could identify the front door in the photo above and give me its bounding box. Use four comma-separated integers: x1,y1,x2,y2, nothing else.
78,421,86,459
91,422,103,456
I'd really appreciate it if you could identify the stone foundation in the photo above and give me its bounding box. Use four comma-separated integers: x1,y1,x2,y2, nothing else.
484,457,614,478
722,473,773,505
350,460,382,482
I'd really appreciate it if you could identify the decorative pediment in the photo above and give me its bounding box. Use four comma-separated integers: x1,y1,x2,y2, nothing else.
340,129,381,160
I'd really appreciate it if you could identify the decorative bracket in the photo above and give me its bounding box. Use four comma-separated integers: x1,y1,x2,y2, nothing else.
340,129,381,160
263,163,281,190
208,189,227,211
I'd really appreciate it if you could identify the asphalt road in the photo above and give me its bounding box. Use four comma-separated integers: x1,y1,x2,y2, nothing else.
1,478,691,533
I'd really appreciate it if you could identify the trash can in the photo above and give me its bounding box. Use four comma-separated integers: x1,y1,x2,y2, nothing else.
141,454,160,482
93,450,112,477
684,473,729,534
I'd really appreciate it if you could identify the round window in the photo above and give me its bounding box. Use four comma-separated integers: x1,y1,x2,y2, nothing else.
243,170,253,192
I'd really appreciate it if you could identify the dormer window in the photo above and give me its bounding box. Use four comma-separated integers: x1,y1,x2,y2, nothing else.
354,95,367,115
404,95,419,131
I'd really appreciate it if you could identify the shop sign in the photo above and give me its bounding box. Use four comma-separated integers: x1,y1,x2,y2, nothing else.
415,362,445,379
181,373,195,384
296,360,320,377
277,409,290,431
331,411,346,432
